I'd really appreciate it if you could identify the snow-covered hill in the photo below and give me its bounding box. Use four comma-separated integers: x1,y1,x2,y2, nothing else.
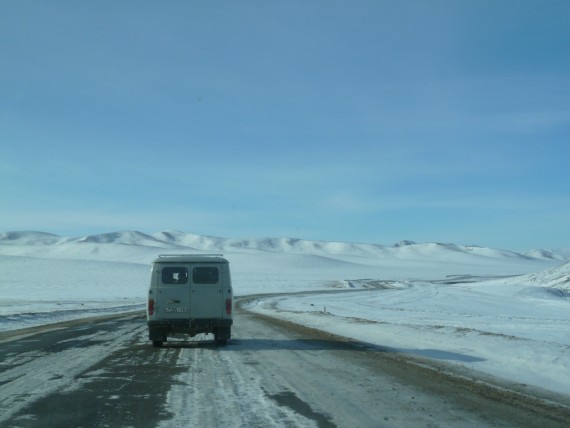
1,230,562,288
2,230,566,290
0,231,64,245
524,248,570,261
506,260,570,291
2,229,566,262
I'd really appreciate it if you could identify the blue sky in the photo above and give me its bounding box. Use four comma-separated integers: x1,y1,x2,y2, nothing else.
1,1,569,251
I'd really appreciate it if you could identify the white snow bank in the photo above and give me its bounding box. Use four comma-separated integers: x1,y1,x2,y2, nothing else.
246,276,570,395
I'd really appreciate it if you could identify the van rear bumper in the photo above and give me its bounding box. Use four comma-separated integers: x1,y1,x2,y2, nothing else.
148,318,232,340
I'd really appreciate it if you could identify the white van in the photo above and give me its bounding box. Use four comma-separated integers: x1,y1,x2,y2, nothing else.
147,254,233,347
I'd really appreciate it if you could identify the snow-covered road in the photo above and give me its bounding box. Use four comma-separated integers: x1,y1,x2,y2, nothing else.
2,308,570,427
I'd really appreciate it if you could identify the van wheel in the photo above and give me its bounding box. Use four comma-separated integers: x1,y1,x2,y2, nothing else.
152,340,163,348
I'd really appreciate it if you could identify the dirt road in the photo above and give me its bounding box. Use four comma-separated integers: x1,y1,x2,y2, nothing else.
1,304,569,427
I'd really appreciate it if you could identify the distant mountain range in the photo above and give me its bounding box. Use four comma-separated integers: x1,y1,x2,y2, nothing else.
1,230,568,261
1,230,569,290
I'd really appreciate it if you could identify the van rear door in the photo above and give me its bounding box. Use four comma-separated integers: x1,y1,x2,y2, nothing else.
156,265,191,319
190,264,224,318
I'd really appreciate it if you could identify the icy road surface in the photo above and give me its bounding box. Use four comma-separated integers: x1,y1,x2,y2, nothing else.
1,308,570,427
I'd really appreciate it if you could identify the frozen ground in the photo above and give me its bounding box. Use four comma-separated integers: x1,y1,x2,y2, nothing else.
1,230,569,396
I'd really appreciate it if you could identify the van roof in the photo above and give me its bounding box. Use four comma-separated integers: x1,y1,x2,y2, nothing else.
153,254,229,264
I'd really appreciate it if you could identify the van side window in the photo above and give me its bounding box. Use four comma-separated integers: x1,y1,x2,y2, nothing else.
162,267,188,284
193,267,219,284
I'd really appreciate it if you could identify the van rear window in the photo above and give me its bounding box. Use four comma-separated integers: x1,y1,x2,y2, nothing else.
162,267,188,284
193,267,219,284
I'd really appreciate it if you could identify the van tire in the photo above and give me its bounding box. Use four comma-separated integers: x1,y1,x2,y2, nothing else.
215,326,230,346
152,340,163,348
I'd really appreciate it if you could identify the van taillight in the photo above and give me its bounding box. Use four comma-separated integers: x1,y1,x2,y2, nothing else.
148,298,155,316
225,299,232,315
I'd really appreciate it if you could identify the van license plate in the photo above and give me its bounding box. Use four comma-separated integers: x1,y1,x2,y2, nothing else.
165,307,189,313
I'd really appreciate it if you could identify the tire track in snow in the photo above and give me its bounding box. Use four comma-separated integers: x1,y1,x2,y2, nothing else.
160,338,316,427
